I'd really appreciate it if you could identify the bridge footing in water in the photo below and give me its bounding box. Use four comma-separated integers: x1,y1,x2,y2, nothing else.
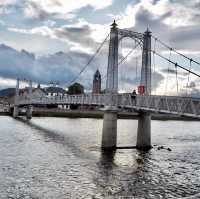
101,110,152,151
101,109,117,150
26,106,33,120
12,105,33,120
136,112,151,150
13,106,19,118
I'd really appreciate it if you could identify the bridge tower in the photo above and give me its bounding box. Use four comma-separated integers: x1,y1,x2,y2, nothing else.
102,21,152,150
137,28,152,150
141,28,151,95
102,20,118,150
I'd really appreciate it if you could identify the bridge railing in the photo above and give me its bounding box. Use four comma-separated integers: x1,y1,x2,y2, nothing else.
18,94,107,106
17,93,200,118
134,95,200,117
116,94,200,117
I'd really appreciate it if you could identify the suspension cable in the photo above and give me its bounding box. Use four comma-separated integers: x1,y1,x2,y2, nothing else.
152,50,200,78
101,41,141,81
118,42,141,65
153,38,157,95
152,35,200,67
67,33,110,86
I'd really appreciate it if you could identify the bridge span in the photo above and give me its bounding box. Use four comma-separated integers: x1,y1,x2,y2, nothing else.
17,94,200,120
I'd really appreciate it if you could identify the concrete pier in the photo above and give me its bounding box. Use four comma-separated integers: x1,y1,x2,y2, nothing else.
13,106,19,118
26,106,32,120
102,109,117,150
136,112,151,150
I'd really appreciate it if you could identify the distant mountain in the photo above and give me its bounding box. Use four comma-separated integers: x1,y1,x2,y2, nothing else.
0,88,15,97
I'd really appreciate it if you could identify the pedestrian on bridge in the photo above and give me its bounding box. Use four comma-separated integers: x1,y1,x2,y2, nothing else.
131,89,137,105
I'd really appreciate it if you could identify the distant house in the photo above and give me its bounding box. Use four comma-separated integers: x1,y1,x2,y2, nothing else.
20,87,47,99
0,86,47,105
68,82,84,95
44,86,67,97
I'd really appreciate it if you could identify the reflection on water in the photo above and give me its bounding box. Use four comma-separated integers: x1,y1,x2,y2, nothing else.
0,116,200,198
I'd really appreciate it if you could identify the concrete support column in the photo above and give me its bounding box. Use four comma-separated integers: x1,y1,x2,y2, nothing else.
26,106,32,120
13,106,19,118
136,112,151,150
102,109,117,150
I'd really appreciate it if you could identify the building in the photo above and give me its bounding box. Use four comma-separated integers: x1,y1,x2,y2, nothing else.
92,69,101,94
44,86,67,97
3,86,47,105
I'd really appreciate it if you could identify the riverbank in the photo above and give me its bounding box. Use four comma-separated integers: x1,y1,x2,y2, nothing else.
0,112,9,116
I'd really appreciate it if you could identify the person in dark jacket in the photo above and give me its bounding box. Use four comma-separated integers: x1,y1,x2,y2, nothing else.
131,89,137,105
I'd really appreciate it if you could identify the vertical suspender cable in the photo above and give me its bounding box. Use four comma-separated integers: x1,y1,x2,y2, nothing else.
136,56,138,84
175,63,179,95
186,59,192,96
165,50,172,96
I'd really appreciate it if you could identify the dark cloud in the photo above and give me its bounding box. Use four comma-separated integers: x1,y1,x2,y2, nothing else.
161,68,188,76
185,81,196,88
55,25,97,47
0,43,94,87
0,42,165,92
128,4,200,52
169,26,200,51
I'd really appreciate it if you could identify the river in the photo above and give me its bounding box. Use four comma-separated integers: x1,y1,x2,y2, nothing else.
0,116,199,199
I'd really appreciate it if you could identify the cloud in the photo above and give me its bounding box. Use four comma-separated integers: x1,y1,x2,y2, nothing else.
1,0,200,96
0,0,18,6
44,20,56,27
114,0,200,54
23,0,113,20
23,1,54,20
0,43,96,88
161,68,189,76
116,0,200,29
8,19,110,53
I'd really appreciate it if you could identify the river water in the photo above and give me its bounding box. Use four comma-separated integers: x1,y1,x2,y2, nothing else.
0,116,200,199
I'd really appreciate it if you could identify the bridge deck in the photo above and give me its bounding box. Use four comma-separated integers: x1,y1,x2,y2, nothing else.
16,94,200,119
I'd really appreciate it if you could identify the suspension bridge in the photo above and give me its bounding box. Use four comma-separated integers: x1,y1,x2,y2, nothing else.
12,20,200,150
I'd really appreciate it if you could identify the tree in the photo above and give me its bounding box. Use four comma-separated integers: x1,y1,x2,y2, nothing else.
68,82,84,95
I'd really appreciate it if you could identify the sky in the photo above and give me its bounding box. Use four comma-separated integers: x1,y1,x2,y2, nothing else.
0,0,200,96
